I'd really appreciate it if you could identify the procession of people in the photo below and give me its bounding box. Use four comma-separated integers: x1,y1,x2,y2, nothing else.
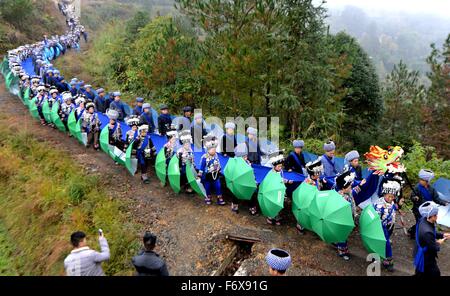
2,0,449,278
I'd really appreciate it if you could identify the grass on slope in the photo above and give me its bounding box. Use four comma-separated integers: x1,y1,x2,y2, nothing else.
0,117,139,275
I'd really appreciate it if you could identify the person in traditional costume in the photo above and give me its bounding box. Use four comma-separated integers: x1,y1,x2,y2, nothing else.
74,95,86,121
414,201,450,277
81,102,101,150
133,97,145,116
60,92,75,130
333,169,356,261
285,140,306,175
158,104,172,136
134,125,156,184
198,135,224,206
296,158,325,234
344,150,363,183
106,109,124,151
245,127,265,165
81,84,95,102
125,116,140,149
109,91,127,121
320,140,338,177
35,84,48,125
163,124,179,163
220,122,237,157
266,151,293,226
139,103,155,133
374,180,400,272
177,106,193,132
49,87,62,107
191,113,209,150
409,169,448,239
176,130,195,193
94,88,108,113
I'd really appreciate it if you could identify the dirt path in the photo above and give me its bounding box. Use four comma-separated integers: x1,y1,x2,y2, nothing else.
1,79,449,276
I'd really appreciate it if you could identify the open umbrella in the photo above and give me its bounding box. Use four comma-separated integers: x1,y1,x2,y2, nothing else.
75,118,87,146
292,181,318,231
42,99,52,123
257,170,286,218
224,157,257,201
50,101,66,132
359,205,387,259
309,190,355,244
155,149,167,185
67,110,78,137
99,126,110,155
186,160,207,198
167,155,181,194
23,88,31,107
125,141,137,176
29,97,40,120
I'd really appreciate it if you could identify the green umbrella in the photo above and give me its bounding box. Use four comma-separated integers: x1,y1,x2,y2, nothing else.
68,110,78,137
23,88,31,107
29,97,40,120
75,118,87,146
186,160,207,198
167,155,181,194
308,190,355,244
100,126,110,155
125,141,137,176
99,126,125,164
292,181,318,231
224,157,256,200
50,101,66,132
257,170,286,218
42,99,52,122
155,149,167,185
5,71,14,90
359,205,387,259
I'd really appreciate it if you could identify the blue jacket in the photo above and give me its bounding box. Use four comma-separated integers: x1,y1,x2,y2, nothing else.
109,100,127,121
321,154,338,177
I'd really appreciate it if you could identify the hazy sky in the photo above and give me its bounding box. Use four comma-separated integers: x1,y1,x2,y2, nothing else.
321,0,450,17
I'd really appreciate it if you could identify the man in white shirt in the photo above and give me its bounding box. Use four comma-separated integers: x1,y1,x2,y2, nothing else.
64,231,110,276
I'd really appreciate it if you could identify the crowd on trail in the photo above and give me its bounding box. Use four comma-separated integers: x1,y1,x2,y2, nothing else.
2,1,449,277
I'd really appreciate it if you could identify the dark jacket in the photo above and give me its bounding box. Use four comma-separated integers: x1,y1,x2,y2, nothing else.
411,184,447,208
285,151,306,174
109,100,127,121
132,250,169,276
94,95,108,113
414,219,444,276
139,111,155,133
191,123,208,149
245,138,263,165
221,134,237,157
158,113,172,136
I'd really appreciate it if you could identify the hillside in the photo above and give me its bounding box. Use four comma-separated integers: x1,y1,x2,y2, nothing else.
327,5,450,82
0,0,67,54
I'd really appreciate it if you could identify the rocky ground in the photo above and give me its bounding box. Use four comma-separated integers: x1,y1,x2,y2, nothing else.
1,79,449,276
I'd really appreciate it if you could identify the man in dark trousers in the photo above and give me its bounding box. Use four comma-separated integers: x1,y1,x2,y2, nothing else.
414,201,449,276
132,232,169,276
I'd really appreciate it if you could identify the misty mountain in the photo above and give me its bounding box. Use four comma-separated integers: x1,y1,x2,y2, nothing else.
326,5,450,81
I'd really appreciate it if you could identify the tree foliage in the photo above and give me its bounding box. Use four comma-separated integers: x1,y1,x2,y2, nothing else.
380,61,426,148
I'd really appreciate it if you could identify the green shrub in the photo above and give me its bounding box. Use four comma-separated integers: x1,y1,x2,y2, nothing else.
403,141,450,184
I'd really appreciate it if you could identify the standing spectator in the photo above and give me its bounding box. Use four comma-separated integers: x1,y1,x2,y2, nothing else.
132,232,169,276
64,231,110,276
266,248,291,276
